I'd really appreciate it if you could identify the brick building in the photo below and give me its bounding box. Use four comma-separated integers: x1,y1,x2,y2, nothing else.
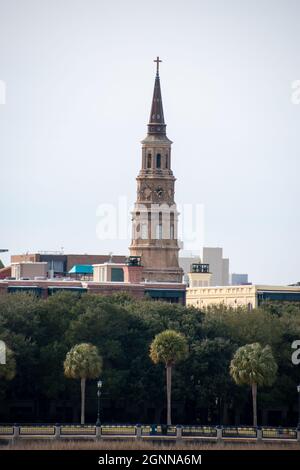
11,253,126,277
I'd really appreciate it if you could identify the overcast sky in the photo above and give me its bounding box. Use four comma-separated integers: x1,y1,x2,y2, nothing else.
0,0,299,284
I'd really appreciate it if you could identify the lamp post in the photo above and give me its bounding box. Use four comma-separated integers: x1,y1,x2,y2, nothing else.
96,380,102,427
215,397,222,426
297,385,300,429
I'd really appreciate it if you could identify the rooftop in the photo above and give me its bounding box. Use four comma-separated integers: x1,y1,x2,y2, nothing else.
68,264,93,274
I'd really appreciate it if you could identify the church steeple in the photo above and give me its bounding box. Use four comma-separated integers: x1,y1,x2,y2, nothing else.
147,57,166,136
130,57,183,284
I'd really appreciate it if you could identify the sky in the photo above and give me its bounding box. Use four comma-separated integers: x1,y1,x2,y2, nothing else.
0,0,299,284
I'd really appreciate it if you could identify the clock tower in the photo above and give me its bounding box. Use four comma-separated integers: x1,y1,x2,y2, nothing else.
129,58,183,283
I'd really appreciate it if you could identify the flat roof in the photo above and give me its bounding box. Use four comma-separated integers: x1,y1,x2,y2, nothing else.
187,284,300,292
93,263,126,267
11,261,48,265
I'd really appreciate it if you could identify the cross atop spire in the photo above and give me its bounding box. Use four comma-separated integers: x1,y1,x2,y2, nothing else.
154,56,162,76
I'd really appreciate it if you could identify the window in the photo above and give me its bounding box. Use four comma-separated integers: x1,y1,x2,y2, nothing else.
134,212,140,240
111,268,124,282
170,225,174,240
156,153,161,168
156,224,162,239
135,223,140,239
147,154,152,169
165,153,169,169
170,212,175,239
141,224,148,239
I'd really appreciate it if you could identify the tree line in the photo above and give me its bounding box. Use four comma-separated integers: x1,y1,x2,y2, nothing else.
0,291,299,425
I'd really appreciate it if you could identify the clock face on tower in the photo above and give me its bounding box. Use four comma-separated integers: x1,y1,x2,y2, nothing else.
155,187,164,198
138,180,175,203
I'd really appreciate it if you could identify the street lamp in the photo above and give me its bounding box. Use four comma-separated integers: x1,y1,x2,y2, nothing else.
215,397,222,426
297,385,300,429
96,380,102,427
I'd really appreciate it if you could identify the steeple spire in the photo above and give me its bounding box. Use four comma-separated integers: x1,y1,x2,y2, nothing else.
148,56,166,135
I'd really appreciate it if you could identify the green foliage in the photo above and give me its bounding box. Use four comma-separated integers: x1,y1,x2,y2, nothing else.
150,330,188,366
0,259,4,269
0,292,299,424
64,343,102,380
202,307,282,347
189,337,235,404
260,301,300,317
230,343,278,387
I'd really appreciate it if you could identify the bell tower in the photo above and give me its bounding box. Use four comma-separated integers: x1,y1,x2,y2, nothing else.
129,58,183,283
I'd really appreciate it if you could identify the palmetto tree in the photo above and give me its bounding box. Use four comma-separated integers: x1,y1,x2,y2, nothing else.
230,342,277,427
64,343,102,425
0,345,16,381
150,330,188,425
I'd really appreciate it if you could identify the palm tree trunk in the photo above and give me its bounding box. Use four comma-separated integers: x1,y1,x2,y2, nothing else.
81,378,86,425
166,365,172,425
251,382,258,427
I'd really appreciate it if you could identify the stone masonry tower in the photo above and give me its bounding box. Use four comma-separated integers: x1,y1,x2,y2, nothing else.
129,58,183,283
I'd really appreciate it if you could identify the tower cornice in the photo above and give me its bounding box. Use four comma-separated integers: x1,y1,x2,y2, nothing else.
141,135,173,145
